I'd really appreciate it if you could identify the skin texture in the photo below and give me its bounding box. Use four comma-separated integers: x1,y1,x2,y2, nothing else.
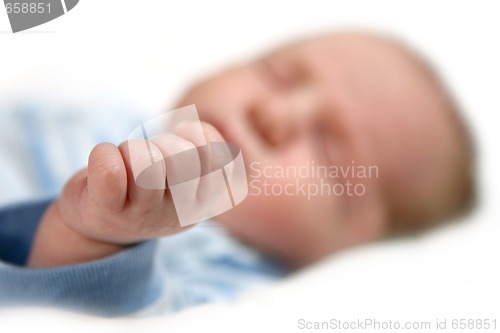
28,33,462,268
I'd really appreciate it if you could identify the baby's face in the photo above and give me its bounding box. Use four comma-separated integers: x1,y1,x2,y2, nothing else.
176,33,455,267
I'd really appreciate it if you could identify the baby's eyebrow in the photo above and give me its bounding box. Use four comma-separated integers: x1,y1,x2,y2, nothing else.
259,56,300,90
254,58,291,90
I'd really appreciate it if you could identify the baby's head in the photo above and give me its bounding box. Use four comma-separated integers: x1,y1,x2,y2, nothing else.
176,32,475,267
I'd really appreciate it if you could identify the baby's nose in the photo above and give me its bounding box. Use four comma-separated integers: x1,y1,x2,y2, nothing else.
250,95,291,146
250,87,319,147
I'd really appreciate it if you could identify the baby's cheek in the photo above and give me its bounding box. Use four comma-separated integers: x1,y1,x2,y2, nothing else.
239,173,302,217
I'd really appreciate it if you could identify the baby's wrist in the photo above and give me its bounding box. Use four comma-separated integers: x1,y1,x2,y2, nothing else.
27,200,127,268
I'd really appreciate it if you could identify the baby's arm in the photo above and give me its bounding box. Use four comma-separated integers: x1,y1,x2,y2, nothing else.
28,122,224,267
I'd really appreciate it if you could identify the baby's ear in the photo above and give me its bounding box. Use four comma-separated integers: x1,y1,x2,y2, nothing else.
342,180,387,247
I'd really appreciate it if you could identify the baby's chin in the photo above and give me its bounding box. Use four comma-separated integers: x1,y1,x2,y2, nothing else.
217,212,321,268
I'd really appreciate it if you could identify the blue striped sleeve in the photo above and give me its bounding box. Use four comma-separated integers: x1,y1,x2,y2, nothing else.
0,199,165,316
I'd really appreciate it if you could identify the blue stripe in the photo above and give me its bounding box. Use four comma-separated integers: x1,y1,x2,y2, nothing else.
17,106,59,195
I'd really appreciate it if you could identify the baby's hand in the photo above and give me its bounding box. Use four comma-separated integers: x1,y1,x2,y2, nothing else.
28,122,225,267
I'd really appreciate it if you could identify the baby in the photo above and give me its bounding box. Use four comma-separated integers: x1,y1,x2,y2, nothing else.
25,32,474,296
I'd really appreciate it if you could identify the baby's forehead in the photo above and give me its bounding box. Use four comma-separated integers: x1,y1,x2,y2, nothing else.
264,34,436,103
265,33,421,72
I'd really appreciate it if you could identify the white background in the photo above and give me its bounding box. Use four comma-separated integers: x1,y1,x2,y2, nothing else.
1,1,499,332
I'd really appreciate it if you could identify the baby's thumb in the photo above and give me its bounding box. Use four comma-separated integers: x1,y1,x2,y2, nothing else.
87,143,128,212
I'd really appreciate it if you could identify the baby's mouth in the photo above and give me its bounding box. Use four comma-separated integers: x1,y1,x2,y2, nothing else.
209,119,234,145
213,123,229,142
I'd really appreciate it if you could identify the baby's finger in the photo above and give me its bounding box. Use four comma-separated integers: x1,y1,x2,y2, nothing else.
87,143,128,212
149,133,202,223
175,122,232,212
119,139,167,210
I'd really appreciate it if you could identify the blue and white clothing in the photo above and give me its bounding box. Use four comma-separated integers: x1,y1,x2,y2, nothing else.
0,99,287,316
